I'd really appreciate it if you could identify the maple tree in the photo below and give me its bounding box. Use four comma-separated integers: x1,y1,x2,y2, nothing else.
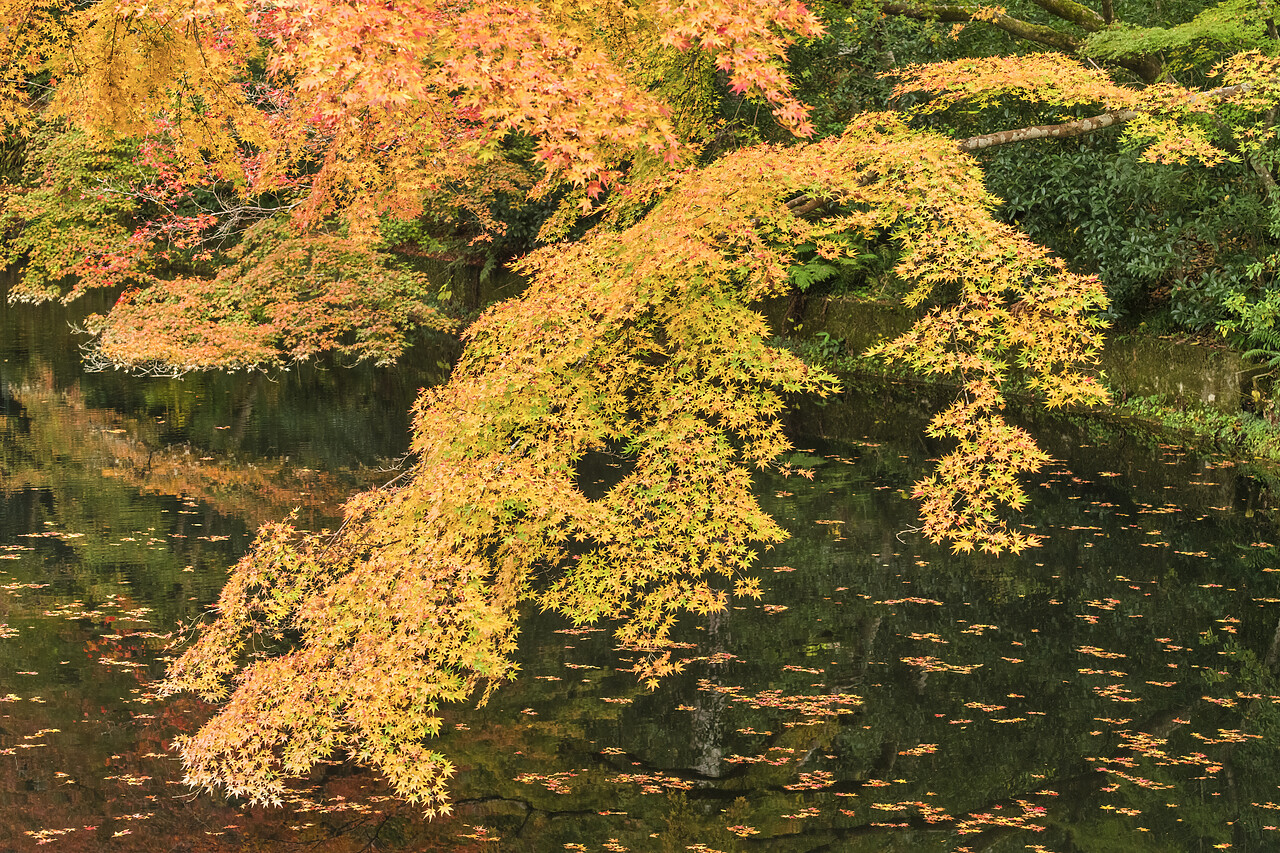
1,0,1273,817
160,115,1108,811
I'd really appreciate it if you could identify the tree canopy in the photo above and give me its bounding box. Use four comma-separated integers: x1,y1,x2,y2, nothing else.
2,0,1278,816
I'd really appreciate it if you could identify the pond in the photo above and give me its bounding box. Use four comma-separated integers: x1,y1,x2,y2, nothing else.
3,286,1280,851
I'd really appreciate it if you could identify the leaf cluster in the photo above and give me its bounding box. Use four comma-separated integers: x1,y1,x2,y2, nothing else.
844,113,1111,552
80,217,458,374
0,124,152,303
164,113,1112,810
20,0,827,236
894,52,1235,165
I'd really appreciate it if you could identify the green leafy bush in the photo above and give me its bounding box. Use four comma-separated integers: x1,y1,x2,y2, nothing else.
983,137,1265,326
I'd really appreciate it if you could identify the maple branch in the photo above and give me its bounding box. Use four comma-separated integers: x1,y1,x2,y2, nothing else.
878,0,1162,81
1026,0,1107,31
783,112,1155,210
786,194,829,215
881,2,1081,52
957,82,1251,153
785,86,1246,208
958,109,1137,151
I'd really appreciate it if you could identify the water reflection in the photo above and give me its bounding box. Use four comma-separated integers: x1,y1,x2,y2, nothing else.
2,284,1280,850
0,282,454,849
446,406,1280,852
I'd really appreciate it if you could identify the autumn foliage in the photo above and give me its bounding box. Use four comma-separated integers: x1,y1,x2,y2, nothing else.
11,0,822,218
84,218,457,373
160,114,1108,811
9,0,1243,819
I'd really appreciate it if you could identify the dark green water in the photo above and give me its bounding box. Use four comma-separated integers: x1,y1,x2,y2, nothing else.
3,288,1280,852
